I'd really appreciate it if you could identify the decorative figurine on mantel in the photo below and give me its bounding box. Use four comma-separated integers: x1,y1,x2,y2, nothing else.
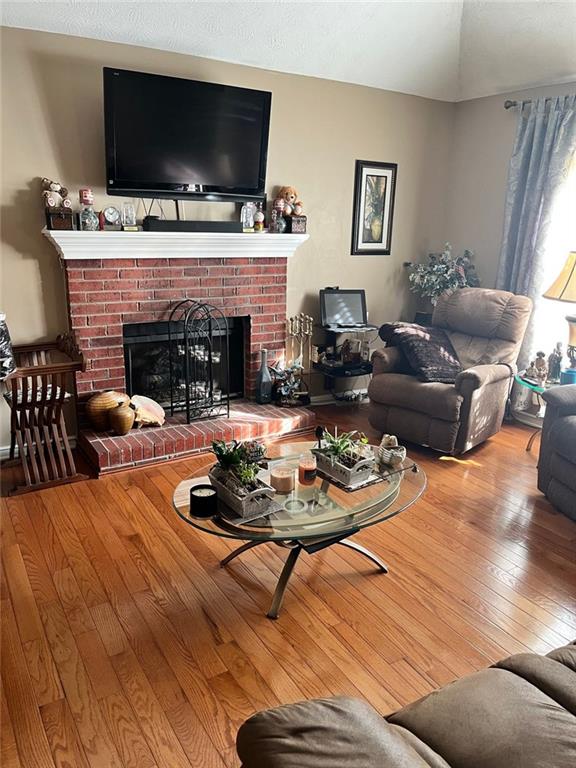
78,188,100,231
273,186,307,233
275,186,298,217
42,177,72,209
42,177,75,230
548,342,563,383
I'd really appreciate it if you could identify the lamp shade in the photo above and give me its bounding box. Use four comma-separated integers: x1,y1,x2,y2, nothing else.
543,251,576,302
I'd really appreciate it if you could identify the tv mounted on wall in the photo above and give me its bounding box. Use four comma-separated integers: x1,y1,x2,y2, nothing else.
104,67,271,203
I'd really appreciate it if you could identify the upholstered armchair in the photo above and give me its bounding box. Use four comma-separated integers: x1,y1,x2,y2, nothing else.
538,385,576,520
368,288,532,454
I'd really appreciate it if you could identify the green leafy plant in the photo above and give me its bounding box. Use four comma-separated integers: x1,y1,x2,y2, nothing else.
234,461,259,488
317,427,369,466
404,243,480,305
211,440,265,489
211,440,245,470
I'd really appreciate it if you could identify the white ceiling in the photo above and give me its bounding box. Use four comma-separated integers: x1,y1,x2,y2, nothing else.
2,1,575,101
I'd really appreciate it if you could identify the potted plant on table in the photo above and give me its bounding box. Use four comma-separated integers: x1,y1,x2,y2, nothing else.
209,440,274,517
312,427,376,486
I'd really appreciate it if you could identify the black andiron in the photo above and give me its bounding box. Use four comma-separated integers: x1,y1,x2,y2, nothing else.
168,300,231,423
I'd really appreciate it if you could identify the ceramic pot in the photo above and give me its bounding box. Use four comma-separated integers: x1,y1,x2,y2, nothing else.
85,390,130,431
109,403,135,436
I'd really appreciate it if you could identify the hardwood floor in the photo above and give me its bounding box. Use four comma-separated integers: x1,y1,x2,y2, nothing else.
1,405,575,767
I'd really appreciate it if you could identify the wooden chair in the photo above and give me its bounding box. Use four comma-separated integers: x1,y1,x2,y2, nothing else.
3,334,87,494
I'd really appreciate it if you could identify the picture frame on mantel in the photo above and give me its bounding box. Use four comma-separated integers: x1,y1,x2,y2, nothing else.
351,160,397,255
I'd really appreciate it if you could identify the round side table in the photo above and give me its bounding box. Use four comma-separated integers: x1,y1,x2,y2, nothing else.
512,374,558,452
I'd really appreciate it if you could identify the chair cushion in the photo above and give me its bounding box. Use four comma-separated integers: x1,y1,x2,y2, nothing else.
379,323,462,383
444,331,521,370
432,288,532,345
388,667,576,768
368,374,463,422
550,415,576,463
237,697,444,768
495,649,576,717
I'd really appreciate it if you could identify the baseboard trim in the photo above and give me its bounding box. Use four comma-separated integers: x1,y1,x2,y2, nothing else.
0,436,77,460
310,388,368,406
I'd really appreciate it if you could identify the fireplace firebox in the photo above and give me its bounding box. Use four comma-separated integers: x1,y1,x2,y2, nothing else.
123,309,245,422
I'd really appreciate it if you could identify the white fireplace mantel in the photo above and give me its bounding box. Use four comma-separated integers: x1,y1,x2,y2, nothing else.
43,228,309,260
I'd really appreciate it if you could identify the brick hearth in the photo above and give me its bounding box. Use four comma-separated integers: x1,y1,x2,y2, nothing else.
79,401,315,474
64,256,288,397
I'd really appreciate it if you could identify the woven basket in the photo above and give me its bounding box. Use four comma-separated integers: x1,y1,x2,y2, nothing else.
209,467,275,517
314,450,375,486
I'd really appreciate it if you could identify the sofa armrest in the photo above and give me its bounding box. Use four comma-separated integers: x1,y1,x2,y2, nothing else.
237,697,435,768
542,383,576,414
371,347,404,375
455,363,515,397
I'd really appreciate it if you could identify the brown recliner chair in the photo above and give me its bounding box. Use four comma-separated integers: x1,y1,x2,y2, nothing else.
237,642,576,768
368,288,532,454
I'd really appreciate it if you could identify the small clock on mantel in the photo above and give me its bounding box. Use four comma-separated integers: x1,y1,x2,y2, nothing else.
99,206,122,231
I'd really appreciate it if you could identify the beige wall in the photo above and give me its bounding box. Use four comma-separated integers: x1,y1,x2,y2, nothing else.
445,81,576,288
1,26,456,445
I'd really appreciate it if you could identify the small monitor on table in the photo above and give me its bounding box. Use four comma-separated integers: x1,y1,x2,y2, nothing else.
320,289,368,328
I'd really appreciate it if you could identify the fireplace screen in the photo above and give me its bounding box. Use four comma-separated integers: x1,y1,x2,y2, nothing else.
123,306,245,422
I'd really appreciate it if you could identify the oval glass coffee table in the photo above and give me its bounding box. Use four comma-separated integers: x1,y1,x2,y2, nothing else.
173,440,426,618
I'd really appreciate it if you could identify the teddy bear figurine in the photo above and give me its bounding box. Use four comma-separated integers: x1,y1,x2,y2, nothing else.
42,177,72,209
275,186,301,217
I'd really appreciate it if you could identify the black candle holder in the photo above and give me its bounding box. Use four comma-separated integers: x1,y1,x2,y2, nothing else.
189,484,218,518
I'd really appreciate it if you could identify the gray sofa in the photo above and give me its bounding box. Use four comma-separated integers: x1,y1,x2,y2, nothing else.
538,384,576,520
237,642,576,768
368,288,532,454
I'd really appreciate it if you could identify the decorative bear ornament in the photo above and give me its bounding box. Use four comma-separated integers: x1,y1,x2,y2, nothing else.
276,186,303,218
41,177,72,209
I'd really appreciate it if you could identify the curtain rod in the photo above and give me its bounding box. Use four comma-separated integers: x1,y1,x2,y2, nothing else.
504,99,531,110
504,95,572,110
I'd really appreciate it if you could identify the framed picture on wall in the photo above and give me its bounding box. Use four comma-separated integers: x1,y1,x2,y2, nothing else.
351,160,397,255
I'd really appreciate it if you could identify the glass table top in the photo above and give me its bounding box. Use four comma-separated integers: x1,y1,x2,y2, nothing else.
172,440,426,542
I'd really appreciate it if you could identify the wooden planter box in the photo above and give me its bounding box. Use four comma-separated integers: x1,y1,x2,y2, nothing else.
313,450,375,486
209,466,275,518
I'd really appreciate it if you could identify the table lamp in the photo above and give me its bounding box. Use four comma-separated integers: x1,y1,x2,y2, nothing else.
543,250,576,384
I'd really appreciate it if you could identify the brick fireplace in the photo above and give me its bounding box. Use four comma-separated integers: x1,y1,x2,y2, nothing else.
45,230,313,472
64,256,288,397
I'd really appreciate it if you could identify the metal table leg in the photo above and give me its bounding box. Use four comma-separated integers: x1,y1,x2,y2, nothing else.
267,545,302,619
220,540,265,567
337,539,389,573
219,536,387,619
526,428,541,452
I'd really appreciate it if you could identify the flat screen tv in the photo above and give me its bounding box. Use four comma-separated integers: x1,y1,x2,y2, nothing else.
104,67,271,202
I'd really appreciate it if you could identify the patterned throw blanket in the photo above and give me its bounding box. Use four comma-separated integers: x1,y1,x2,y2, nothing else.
378,322,462,383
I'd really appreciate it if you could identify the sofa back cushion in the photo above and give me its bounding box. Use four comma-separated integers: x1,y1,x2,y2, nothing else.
432,288,532,368
237,696,445,768
388,665,576,768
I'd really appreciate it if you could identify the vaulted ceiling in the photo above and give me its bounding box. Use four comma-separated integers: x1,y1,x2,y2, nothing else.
2,1,575,101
